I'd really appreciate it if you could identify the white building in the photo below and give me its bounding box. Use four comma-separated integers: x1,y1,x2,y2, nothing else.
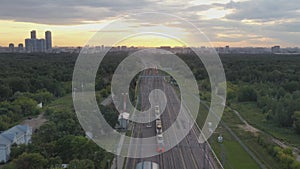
0,125,32,163
118,112,130,129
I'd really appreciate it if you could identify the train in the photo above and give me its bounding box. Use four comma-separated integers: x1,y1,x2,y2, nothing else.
136,161,159,169
154,105,164,152
155,105,162,134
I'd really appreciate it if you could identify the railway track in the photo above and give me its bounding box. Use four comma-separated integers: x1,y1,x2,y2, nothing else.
125,68,221,169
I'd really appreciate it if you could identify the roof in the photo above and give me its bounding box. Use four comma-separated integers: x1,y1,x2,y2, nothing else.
118,112,130,120
0,125,31,146
0,135,12,146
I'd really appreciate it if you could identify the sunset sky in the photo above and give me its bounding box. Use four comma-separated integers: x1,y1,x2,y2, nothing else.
0,0,299,47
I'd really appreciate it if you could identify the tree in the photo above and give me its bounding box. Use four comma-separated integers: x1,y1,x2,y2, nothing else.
100,105,118,127
283,81,299,93
47,156,62,168
8,77,30,93
293,111,300,134
1,164,16,169
12,96,38,116
28,90,54,104
68,159,94,169
0,84,12,100
13,153,48,169
34,121,59,143
237,86,257,102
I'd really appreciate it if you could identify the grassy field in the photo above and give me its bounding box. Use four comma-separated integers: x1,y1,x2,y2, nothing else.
211,130,261,169
197,103,262,169
231,102,300,148
48,93,74,111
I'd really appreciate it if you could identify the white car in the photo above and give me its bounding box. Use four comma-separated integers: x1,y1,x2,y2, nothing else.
157,134,164,144
154,105,160,115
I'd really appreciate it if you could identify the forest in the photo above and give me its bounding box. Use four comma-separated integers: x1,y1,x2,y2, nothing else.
0,52,123,169
179,53,300,134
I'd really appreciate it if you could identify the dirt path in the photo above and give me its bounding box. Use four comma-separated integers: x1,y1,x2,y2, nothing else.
21,113,47,132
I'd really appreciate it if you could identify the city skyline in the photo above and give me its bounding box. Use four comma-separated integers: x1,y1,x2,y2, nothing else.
24,30,52,52
0,0,299,48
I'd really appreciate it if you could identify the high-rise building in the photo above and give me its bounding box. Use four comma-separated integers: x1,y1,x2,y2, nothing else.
25,38,33,52
36,39,46,52
9,43,14,52
45,31,52,50
25,30,47,52
31,30,36,39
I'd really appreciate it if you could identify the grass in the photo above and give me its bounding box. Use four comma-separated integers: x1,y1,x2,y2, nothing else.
48,93,74,111
197,102,262,169
231,102,300,148
211,127,261,169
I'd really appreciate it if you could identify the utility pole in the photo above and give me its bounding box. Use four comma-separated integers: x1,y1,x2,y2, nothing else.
218,134,225,167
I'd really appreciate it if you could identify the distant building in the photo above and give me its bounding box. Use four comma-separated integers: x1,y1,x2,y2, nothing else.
271,46,281,53
45,31,52,51
25,38,33,52
159,46,171,50
17,43,24,52
0,125,32,163
8,43,14,53
121,46,127,51
31,30,36,39
25,30,48,52
225,45,230,53
37,39,46,52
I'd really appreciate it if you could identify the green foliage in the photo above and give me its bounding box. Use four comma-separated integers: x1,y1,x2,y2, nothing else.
34,110,83,143
47,156,63,168
1,164,16,169
12,96,38,116
271,146,300,169
68,159,95,169
0,95,41,130
13,108,112,168
22,90,54,104
293,111,300,134
99,105,119,127
0,53,75,100
12,152,48,169
237,86,257,102
0,53,124,168
0,84,12,101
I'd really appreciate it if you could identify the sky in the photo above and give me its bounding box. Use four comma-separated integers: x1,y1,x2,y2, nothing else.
0,0,299,47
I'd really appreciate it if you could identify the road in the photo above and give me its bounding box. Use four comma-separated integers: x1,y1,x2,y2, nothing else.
125,69,221,169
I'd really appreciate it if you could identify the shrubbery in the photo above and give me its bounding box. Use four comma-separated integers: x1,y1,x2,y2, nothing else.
257,135,300,169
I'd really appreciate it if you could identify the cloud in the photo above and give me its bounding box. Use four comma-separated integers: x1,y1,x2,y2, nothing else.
225,0,300,21
0,0,156,24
